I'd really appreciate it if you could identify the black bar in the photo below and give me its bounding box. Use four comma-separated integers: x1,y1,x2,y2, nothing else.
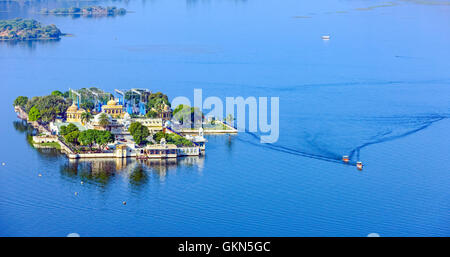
0,237,447,256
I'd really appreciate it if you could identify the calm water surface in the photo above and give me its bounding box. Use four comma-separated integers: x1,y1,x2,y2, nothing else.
0,0,449,236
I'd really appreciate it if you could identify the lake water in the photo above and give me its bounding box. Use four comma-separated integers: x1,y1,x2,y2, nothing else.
0,0,449,236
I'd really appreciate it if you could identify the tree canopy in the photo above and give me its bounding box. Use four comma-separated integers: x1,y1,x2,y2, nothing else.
25,94,70,122
28,106,41,121
78,129,113,149
128,122,149,145
80,102,95,112
51,90,63,97
13,96,28,107
60,123,79,136
146,92,170,112
145,110,158,118
172,104,204,127
78,129,96,147
65,131,80,144
153,131,193,147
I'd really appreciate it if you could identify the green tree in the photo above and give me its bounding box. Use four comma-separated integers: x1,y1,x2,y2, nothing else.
152,131,193,146
153,131,166,143
81,112,93,125
28,106,41,121
145,110,158,118
63,91,70,98
60,123,79,136
226,114,234,123
98,113,110,128
128,121,140,135
80,101,95,112
173,104,185,116
66,123,79,134
173,104,203,127
128,122,149,145
96,130,114,149
51,90,63,97
13,96,28,107
146,92,170,112
25,95,70,122
59,125,67,136
65,130,80,145
78,129,95,147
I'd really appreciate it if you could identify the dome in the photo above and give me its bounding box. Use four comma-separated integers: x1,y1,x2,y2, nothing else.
107,99,117,106
163,105,170,111
67,103,78,112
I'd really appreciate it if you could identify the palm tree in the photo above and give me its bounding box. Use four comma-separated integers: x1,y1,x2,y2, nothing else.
153,98,166,118
98,113,110,129
81,112,93,125
225,114,234,124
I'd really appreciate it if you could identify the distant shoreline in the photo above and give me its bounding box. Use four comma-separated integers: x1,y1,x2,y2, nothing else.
40,6,128,17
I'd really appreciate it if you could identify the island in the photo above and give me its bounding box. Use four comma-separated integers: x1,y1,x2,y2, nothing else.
40,6,127,17
0,18,63,41
13,88,237,160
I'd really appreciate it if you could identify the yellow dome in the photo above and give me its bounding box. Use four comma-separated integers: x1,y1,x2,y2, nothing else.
67,103,78,112
107,99,117,106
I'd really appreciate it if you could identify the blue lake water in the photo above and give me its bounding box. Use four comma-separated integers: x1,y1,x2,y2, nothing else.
0,0,449,236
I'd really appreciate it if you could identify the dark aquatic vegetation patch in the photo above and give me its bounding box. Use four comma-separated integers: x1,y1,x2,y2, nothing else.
0,18,64,41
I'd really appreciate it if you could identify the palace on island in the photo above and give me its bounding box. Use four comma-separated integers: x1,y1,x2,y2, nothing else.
14,88,237,160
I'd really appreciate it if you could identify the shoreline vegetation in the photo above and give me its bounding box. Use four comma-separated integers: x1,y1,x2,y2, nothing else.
40,6,127,17
0,18,63,41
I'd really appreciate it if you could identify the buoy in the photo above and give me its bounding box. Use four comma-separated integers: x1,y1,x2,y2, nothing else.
38,173,42,177
122,201,127,205
74,192,78,196
1,162,5,166
80,181,84,185
342,156,349,163
356,162,363,171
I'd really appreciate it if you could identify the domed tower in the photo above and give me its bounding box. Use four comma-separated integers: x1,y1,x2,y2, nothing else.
66,103,86,123
102,98,124,118
161,104,172,120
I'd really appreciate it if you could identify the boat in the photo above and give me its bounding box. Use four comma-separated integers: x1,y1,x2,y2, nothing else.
356,161,363,171
342,155,349,163
321,35,330,40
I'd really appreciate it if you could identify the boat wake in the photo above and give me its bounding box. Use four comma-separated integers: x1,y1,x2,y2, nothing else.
236,113,449,167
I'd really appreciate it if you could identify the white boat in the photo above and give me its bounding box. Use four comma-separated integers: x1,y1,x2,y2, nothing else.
321,35,330,40
356,161,363,171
